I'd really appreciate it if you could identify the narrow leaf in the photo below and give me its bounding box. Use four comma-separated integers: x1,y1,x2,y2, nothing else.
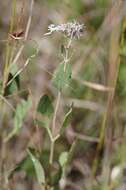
27,149,45,185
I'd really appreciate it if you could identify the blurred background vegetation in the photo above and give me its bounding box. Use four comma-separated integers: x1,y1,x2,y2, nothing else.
0,0,126,189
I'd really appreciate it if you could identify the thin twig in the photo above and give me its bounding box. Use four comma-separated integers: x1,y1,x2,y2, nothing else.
24,0,34,40
12,45,24,65
0,95,15,112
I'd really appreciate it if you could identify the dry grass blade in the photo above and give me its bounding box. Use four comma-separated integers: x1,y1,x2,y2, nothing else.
66,98,105,113
76,78,114,92
68,130,99,143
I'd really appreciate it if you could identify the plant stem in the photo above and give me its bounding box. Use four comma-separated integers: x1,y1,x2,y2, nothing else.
49,140,55,165
52,91,61,136
49,91,61,165
49,37,72,166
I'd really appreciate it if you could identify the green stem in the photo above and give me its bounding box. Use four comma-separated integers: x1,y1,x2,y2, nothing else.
49,91,61,165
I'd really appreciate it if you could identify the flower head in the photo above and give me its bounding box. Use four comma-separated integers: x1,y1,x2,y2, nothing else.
45,21,85,39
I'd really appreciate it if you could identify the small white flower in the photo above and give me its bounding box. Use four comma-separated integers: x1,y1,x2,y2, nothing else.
44,21,86,39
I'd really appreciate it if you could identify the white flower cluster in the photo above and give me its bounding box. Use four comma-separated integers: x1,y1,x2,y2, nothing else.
45,21,85,39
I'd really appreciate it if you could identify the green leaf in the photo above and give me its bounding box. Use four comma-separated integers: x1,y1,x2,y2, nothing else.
8,148,41,179
60,104,73,135
4,64,20,96
37,95,54,116
4,97,32,142
36,95,53,140
27,149,45,186
59,152,68,168
4,73,20,96
55,152,69,186
52,63,72,91
8,156,35,179
14,97,32,130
